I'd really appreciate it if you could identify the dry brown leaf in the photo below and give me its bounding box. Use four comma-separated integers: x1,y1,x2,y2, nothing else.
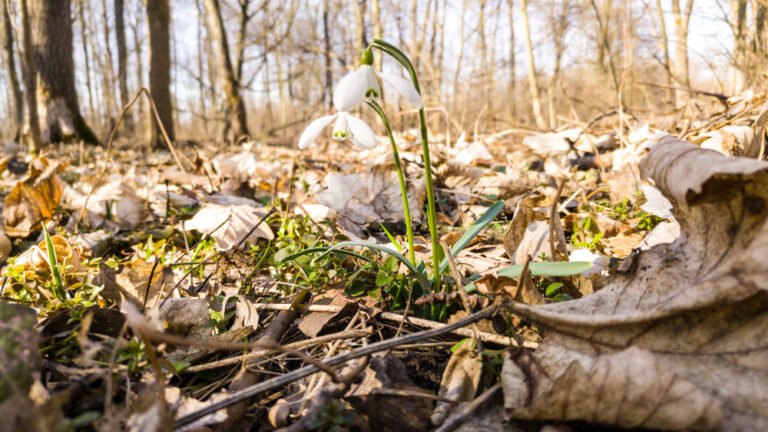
502,137,768,431
432,343,483,427
346,353,434,432
3,157,64,237
503,192,567,263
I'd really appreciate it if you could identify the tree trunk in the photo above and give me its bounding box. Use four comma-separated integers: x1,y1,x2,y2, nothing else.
322,0,333,110
507,0,516,122
76,0,95,121
146,0,174,147
115,0,132,132
655,0,674,102
2,0,24,136
203,0,249,144
20,0,41,151
521,0,546,129
30,0,98,144
672,0,694,103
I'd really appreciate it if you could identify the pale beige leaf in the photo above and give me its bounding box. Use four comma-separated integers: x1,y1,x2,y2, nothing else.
184,202,274,251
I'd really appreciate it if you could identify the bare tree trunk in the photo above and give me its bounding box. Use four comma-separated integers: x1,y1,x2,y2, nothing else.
76,0,95,121
131,2,147,135
521,0,546,129
100,0,116,120
204,0,249,143
115,0,132,132
354,0,368,54
478,0,491,126
507,0,516,122
195,0,208,136
2,0,24,136
30,0,98,144
590,0,619,91
146,0,174,147
20,0,41,151
655,0,674,102
322,0,333,110
672,0,694,103
730,0,748,94
451,0,468,121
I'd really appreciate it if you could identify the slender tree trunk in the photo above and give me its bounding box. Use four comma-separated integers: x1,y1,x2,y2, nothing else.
478,0,491,126
354,0,367,54
30,0,98,144
20,0,41,151
322,0,333,110
521,0,546,129
204,0,249,143
2,0,24,136
672,0,694,103
729,0,748,94
115,0,132,132
195,0,208,136
507,0,516,122
99,0,116,120
76,0,95,121
655,0,674,102
590,0,618,91
146,0,174,147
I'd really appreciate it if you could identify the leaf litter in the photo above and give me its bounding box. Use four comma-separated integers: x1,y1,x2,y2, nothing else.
1,91,768,431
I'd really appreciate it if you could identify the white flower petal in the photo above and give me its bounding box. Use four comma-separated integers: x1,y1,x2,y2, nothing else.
345,114,377,149
332,113,349,140
333,68,368,112
298,114,336,149
362,65,381,101
378,71,423,108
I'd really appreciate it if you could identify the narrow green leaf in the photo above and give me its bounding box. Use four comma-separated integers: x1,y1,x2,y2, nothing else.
439,200,504,274
498,261,593,279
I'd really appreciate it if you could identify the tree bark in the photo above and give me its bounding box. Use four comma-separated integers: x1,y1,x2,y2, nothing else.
76,0,95,121
146,0,174,147
507,0,516,122
203,0,249,144
115,0,132,132
29,0,98,144
20,0,41,151
521,0,546,129
655,0,674,102
2,0,24,135
672,0,694,103
322,0,333,110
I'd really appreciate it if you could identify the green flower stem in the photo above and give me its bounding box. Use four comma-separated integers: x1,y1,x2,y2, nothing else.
366,100,416,266
371,39,441,291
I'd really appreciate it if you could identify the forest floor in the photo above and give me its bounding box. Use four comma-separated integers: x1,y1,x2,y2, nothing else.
1,92,767,431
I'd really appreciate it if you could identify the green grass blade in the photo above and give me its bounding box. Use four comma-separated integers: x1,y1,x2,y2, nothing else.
438,200,504,274
277,247,372,264
43,228,66,300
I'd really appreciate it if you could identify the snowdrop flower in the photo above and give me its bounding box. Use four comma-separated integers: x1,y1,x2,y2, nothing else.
298,111,377,149
333,48,423,112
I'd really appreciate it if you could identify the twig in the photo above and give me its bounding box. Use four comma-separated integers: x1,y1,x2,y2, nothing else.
549,179,566,261
184,329,370,372
174,306,499,429
434,383,502,432
244,303,534,347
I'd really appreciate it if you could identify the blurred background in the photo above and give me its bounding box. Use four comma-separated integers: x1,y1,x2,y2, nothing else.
0,0,763,147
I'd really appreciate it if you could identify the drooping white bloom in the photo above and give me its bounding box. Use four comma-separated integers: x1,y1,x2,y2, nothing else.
333,65,423,112
298,112,377,150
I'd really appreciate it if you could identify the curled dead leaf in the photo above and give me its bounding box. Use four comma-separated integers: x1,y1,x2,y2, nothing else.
502,138,768,430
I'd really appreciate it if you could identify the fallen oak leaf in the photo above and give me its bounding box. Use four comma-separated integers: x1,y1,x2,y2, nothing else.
501,137,768,431
3,157,64,237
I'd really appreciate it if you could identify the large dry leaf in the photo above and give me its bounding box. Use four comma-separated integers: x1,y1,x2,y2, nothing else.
184,202,274,251
3,157,63,237
315,164,426,231
502,137,768,431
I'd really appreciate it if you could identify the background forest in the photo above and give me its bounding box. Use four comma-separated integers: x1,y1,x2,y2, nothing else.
1,0,766,148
